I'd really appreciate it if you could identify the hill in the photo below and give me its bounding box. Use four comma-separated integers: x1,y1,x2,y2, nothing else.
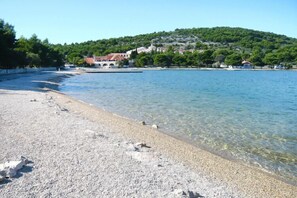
53,27,297,67
1,18,296,68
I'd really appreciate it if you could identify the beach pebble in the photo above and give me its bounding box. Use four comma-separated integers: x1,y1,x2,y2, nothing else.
0,170,6,178
135,142,150,148
140,121,146,125
152,124,158,129
6,168,17,178
0,174,5,182
0,169,5,175
173,189,186,196
61,107,68,112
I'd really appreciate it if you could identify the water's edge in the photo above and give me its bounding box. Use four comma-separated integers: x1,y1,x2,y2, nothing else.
58,70,297,185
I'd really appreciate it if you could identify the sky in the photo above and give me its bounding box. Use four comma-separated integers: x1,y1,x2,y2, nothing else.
1,0,297,44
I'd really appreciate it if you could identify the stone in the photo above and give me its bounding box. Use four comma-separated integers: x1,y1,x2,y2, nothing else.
135,142,151,148
61,107,68,112
140,121,146,125
6,168,17,178
0,156,28,178
152,124,158,129
173,189,186,196
0,174,5,182
0,170,6,177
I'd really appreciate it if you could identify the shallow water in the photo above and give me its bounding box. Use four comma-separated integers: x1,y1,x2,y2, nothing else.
59,69,297,182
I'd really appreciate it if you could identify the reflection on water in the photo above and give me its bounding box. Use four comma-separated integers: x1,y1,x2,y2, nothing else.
60,70,297,182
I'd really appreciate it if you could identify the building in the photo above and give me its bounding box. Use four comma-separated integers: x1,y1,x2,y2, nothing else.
241,60,253,69
126,45,166,57
85,53,128,68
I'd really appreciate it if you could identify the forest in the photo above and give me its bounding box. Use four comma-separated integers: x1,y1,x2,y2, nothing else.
0,19,63,69
1,19,297,69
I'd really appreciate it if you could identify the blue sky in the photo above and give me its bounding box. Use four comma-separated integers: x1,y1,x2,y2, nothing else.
1,0,297,44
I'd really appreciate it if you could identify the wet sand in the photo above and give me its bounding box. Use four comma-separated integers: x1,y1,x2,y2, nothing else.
0,70,296,197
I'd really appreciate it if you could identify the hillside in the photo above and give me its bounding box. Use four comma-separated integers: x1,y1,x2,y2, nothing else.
53,27,297,67
1,18,297,68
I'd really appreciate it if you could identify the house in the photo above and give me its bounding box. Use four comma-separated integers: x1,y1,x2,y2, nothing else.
241,60,253,69
85,53,128,68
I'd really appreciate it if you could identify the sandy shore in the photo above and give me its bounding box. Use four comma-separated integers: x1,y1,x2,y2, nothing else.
0,71,296,197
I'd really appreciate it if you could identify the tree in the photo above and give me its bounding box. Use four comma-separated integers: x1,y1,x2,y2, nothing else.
67,52,84,65
0,19,16,68
15,34,63,67
26,52,41,67
14,37,29,67
249,47,264,66
213,49,230,63
225,53,242,65
200,49,215,65
172,54,187,66
195,42,208,50
277,51,293,63
263,53,279,65
162,46,175,66
166,46,175,54
129,50,138,60
241,52,250,61
135,53,153,67
154,54,170,67
117,59,129,67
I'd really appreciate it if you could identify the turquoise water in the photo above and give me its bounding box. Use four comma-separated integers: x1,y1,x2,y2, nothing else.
59,70,297,182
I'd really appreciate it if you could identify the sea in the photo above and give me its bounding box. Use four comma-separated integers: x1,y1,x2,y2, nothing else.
59,69,297,183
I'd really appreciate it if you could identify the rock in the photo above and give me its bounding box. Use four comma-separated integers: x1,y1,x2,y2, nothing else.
173,189,186,196
0,174,5,182
6,167,17,178
0,156,28,178
0,170,6,178
61,107,68,112
30,99,37,102
0,170,5,175
140,121,146,125
135,142,151,148
152,124,158,129
21,156,29,164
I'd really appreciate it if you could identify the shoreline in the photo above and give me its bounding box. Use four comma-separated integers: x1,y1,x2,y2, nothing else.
0,71,296,197
77,66,297,71
33,72,297,190
61,68,297,185
57,89,296,186
52,89,297,195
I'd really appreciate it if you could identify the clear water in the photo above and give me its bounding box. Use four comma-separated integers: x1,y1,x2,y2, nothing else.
59,70,297,182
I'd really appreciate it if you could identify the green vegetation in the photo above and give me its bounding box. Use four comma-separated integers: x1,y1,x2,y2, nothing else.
1,18,297,69
0,19,63,69
55,26,297,68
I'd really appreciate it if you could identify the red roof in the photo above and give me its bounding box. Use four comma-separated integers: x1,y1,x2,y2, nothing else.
85,53,127,64
85,57,94,64
94,53,126,61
